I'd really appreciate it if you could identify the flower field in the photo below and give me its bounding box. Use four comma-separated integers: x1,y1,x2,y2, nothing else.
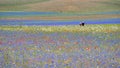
0,24,120,68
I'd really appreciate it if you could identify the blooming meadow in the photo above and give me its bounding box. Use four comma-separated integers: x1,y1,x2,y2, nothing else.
0,24,120,68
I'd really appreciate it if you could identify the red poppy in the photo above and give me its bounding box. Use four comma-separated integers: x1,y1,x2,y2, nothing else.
0,41,3,45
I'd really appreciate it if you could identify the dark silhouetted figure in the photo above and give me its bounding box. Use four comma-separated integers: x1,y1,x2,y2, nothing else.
79,22,85,26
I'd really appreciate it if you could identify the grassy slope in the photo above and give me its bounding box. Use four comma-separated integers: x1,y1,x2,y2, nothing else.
25,0,120,13
0,0,49,11
0,0,119,20
0,0,120,13
0,24,120,33
0,0,49,6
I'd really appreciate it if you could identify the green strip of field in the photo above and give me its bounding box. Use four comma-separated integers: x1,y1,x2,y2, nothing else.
0,24,120,33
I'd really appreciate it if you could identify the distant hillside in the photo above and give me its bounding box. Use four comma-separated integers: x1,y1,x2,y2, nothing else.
0,0,49,6
0,0,120,13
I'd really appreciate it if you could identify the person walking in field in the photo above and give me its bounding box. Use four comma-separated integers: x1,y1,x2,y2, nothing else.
79,22,85,26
